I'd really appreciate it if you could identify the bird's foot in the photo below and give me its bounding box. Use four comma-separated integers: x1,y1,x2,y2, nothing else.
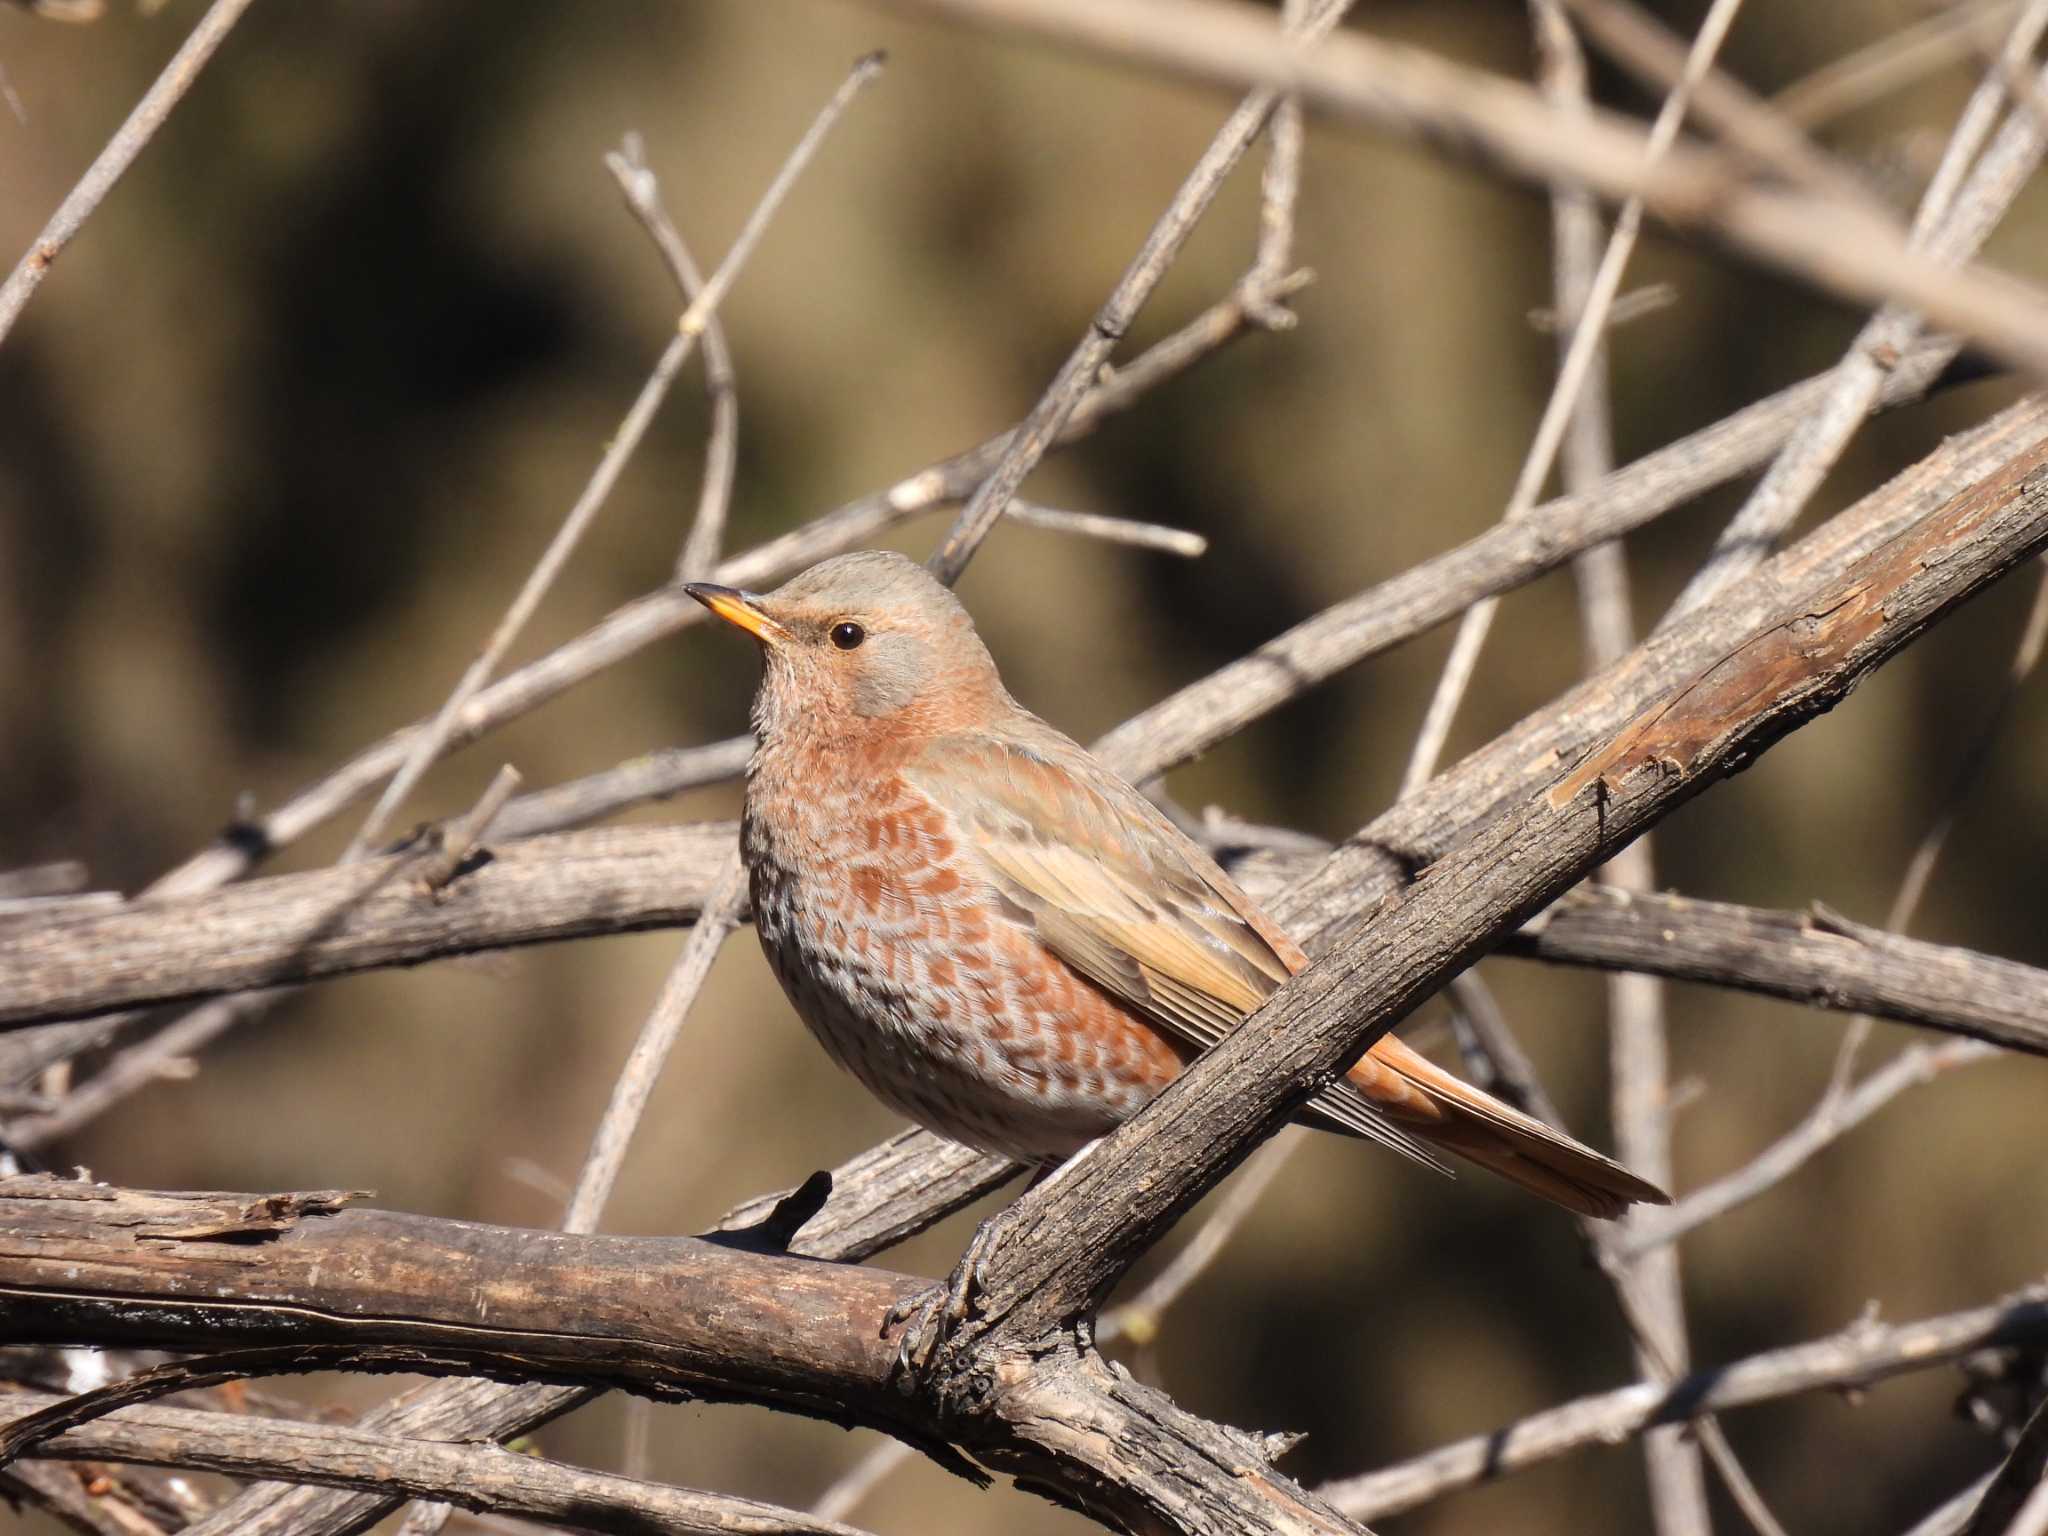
883,1216,1001,1392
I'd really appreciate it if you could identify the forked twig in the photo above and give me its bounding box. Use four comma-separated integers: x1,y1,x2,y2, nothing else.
346,57,885,859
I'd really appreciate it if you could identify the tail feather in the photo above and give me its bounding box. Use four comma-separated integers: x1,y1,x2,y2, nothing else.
1346,1034,1670,1220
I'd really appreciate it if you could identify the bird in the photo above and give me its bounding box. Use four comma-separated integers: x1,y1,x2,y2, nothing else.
687,549,1667,1220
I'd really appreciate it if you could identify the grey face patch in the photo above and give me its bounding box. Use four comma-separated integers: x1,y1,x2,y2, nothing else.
849,628,933,717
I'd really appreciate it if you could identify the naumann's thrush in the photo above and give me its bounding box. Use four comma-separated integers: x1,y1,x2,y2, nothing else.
689,551,1667,1219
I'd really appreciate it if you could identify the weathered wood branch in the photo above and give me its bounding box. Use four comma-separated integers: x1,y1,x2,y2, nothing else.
13,818,2046,1068
168,1131,1021,1536
0,1180,922,1437
1508,887,2048,1057
1281,395,2048,943
0,1176,1366,1536
0,826,734,1029
4,1385,876,1536
933,416,2048,1366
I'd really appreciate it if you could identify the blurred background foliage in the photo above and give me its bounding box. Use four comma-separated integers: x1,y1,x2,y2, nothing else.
3,2,2046,1532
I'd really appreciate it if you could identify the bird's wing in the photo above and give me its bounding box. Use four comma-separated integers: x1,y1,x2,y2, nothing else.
905,726,1451,1174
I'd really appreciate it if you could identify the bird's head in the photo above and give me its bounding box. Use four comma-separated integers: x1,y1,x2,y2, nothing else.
687,550,1005,747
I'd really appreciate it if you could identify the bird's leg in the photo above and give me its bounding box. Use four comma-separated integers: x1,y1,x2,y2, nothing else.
884,1144,1101,1388
884,1215,1004,1387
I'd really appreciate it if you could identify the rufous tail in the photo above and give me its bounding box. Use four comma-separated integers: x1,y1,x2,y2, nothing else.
1347,1034,1670,1219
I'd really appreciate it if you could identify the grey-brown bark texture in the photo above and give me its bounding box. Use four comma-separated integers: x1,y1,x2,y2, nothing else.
10,4,2048,1535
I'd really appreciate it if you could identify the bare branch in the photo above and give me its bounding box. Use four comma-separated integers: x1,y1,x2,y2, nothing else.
9,1388,878,1536
1401,0,1741,795
0,0,261,347
604,133,741,584
1664,9,2048,622
347,58,883,857
1560,0,1887,213
1321,1281,2048,1521
933,420,2048,1369
142,266,1311,910
1091,335,1972,784
1773,1,2023,128
1278,395,2048,945
1526,4,1705,1527
414,765,523,895
0,825,737,1033
923,0,1354,583
864,0,2048,378
0,1178,1371,1536
1616,1038,1992,1255
564,853,748,1231
1507,887,2048,1057
1003,501,1209,558
13,824,2048,1064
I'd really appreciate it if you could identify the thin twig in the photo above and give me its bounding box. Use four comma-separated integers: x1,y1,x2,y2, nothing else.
1528,281,1675,333
1664,7,2048,623
5,1387,879,1536
1617,1039,1992,1256
564,852,748,1232
922,0,1353,584
1817,552,2048,1109
1322,1282,2048,1520
492,740,755,839
873,0,2048,380
1560,0,1886,214
0,0,261,347
810,1440,916,1526
414,765,523,895
141,265,1308,911
604,133,741,583
347,57,882,858
1398,0,1747,795
1004,501,1208,557
1524,4,1712,1530
1774,0,2022,129
1099,1129,1303,1348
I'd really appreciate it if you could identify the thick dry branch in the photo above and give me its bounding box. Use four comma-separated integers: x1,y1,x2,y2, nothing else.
15,823,2048,1061
1508,887,2048,1057
0,1177,924,1440
0,825,735,1029
1321,1281,2048,1520
1280,395,2048,943
6,1387,875,1536
868,0,2048,378
182,1131,1019,1536
0,1176,1365,1536
934,410,2048,1364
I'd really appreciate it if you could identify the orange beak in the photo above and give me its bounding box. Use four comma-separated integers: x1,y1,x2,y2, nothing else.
685,582,790,647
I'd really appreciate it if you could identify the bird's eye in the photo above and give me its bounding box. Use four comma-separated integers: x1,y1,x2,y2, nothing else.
829,621,866,651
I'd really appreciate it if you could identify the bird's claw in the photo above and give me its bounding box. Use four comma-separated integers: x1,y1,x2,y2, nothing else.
883,1218,1001,1391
